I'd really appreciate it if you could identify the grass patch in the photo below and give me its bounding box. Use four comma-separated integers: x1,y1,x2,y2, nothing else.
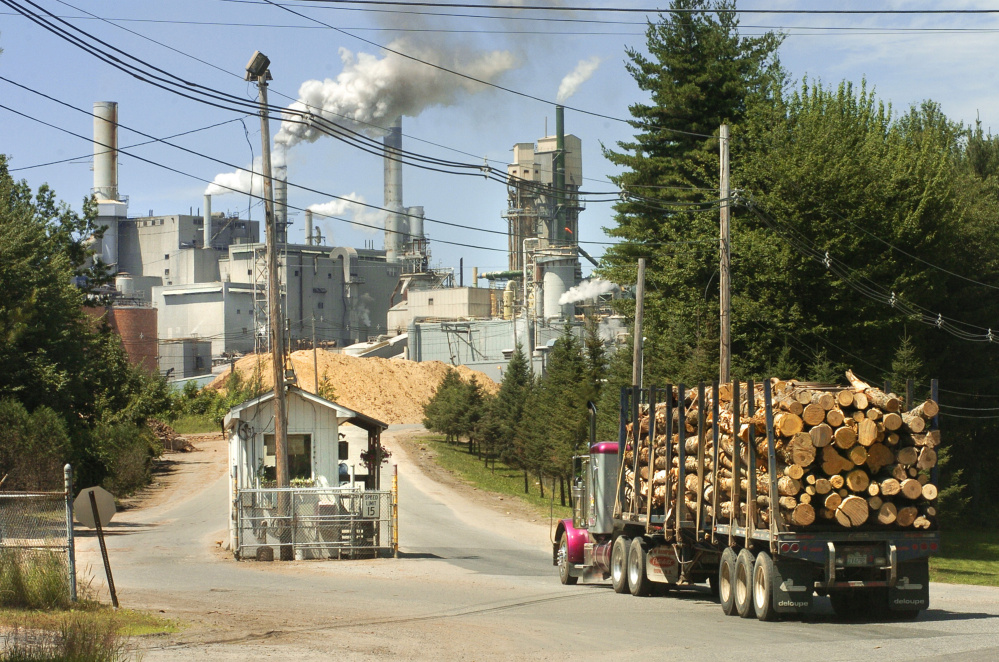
0,551,72,611
410,434,572,520
166,414,218,435
930,528,999,587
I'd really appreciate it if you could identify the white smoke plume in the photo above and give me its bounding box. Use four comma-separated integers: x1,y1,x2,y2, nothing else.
556,56,602,103
309,194,384,235
204,150,287,196
558,278,618,306
274,40,517,147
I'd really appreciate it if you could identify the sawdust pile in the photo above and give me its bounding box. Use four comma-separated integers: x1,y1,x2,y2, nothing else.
208,350,498,425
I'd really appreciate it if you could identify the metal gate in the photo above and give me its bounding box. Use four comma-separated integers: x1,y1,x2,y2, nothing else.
234,486,397,560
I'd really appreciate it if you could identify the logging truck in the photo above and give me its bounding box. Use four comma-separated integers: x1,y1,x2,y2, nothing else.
554,376,940,621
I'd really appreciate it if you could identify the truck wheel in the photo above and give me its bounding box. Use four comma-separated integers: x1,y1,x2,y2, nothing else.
752,551,778,621
718,548,738,615
734,548,757,619
628,537,652,597
610,536,630,594
557,532,578,586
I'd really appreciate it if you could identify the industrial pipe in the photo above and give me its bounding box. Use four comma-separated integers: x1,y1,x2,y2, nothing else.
203,194,212,248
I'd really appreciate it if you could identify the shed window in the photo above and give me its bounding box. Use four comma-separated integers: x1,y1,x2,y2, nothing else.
263,434,312,481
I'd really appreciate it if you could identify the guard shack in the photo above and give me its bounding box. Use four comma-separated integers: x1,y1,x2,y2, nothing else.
224,386,394,559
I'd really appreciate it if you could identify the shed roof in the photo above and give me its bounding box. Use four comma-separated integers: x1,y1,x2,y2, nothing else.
223,385,388,433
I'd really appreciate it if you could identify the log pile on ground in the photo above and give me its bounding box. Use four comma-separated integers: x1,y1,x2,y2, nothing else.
148,419,195,453
623,370,939,531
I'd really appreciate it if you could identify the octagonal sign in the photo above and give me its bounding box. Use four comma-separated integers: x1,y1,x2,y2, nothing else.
74,486,116,529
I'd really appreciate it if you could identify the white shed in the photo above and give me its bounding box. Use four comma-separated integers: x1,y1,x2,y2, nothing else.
224,386,388,491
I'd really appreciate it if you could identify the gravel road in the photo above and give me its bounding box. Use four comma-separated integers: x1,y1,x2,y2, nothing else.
76,426,999,661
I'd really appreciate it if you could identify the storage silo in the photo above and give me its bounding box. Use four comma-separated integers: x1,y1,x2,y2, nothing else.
539,257,576,320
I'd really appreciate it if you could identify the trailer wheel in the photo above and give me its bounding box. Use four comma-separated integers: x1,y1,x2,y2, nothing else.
734,548,757,619
610,536,630,594
557,532,578,586
718,547,737,615
628,537,652,597
752,552,778,621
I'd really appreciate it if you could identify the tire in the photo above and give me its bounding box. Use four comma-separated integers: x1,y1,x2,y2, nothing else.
557,532,578,586
752,552,778,621
718,547,738,615
610,536,631,594
734,548,757,619
628,537,653,597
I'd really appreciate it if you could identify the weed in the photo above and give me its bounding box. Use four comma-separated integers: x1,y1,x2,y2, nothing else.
0,551,70,611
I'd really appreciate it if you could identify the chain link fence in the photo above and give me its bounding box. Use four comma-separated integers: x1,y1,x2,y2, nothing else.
0,470,76,603
234,487,397,560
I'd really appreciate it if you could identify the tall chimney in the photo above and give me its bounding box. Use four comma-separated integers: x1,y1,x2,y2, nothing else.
554,104,566,244
274,165,288,244
383,116,404,262
305,209,313,246
203,194,212,248
93,102,118,201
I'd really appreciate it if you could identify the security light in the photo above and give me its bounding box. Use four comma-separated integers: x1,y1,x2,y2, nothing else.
245,51,270,80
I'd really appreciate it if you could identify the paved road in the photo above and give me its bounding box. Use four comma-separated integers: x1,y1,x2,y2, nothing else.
78,426,999,661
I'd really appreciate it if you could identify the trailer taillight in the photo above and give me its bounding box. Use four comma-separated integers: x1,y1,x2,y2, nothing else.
780,543,790,553
930,542,938,552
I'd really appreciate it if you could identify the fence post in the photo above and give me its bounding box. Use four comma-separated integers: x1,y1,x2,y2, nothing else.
64,463,77,603
393,467,399,557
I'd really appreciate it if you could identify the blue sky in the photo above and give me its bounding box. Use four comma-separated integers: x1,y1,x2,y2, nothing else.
2,1,998,279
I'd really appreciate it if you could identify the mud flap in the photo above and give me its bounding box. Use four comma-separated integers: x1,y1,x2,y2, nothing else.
889,559,929,612
773,558,814,614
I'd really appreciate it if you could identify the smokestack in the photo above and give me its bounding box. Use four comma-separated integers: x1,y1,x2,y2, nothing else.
406,205,424,241
384,116,403,262
93,102,118,201
554,105,565,244
460,257,464,287
274,165,288,244
203,194,212,248
305,209,313,246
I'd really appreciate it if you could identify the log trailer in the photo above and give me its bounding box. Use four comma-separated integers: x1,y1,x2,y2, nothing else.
554,379,940,620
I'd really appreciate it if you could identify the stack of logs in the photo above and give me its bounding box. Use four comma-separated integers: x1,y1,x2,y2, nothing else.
622,370,940,530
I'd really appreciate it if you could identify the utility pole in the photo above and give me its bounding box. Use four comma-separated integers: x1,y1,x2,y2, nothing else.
632,257,646,389
312,314,319,395
719,124,731,384
247,51,290,560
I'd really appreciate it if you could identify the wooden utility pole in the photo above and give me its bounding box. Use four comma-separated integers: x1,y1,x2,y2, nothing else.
719,124,732,384
632,257,646,389
248,52,290,559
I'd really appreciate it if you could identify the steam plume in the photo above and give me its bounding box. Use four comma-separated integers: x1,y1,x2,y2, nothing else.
205,150,287,197
274,40,516,147
556,56,602,103
558,278,617,305
309,194,384,234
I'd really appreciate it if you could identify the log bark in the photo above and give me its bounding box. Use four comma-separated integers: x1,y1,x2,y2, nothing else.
778,496,798,510
845,370,901,412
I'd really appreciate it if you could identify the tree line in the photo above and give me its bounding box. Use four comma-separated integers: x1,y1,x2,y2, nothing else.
423,323,611,505
0,156,173,494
